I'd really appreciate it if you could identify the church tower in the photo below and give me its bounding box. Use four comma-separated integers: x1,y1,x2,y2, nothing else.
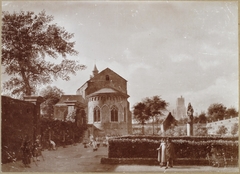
176,96,187,120
92,64,99,77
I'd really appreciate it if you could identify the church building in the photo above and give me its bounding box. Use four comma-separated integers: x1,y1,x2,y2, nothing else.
54,65,132,137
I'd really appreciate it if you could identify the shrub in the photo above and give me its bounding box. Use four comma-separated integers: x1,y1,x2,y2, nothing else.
108,136,238,160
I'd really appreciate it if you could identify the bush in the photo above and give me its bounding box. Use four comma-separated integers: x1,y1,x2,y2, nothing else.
40,118,87,149
108,136,238,160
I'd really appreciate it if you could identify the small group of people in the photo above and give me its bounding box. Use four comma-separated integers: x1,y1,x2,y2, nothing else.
157,138,175,169
83,135,109,151
20,135,56,168
208,144,227,167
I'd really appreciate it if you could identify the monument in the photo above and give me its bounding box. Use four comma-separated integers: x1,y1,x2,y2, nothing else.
187,103,194,136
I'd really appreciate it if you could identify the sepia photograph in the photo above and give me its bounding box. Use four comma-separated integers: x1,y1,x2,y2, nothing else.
1,0,239,173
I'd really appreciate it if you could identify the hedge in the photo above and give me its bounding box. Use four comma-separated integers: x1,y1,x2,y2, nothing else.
108,136,238,160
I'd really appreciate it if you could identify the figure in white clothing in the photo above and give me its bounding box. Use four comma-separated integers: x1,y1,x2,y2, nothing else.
92,140,98,151
157,138,166,167
49,140,56,150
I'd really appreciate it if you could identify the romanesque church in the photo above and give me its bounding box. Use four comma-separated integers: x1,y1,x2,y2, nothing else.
54,65,132,137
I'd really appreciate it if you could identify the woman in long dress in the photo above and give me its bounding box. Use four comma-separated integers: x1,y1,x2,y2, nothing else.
157,138,166,167
165,138,175,169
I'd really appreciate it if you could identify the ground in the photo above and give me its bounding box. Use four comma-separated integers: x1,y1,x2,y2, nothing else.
1,143,239,173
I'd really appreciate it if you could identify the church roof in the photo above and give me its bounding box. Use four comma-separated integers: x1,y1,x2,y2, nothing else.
87,87,129,98
55,95,85,106
90,67,127,82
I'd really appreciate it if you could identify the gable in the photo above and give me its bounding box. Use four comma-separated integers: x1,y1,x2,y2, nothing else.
85,67,128,96
90,68,127,82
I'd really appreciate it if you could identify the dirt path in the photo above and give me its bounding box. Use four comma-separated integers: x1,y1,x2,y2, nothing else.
1,143,116,172
1,143,238,172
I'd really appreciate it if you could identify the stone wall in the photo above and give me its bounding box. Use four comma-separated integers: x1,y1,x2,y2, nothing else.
88,95,130,136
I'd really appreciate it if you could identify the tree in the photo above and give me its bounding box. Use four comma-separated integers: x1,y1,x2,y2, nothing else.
207,103,226,121
231,123,238,136
40,85,64,118
226,107,238,119
2,10,86,98
143,96,168,134
194,112,207,124
132,102,149,134
216,125,228,136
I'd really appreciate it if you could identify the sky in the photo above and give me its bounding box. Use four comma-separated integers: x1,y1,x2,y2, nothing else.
1,0,239,114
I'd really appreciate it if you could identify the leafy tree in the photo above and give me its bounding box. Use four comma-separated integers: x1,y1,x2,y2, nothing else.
207,103,226,121
226,107,238,119
2,10,86,98
216,125,228,136
40,85,64,118
194,112,207,124
143,96,168,134
132,102,149,134
177,117,188,125
231,123,238,136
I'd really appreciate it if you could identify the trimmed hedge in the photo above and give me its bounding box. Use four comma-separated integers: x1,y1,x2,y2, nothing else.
108,136,238,160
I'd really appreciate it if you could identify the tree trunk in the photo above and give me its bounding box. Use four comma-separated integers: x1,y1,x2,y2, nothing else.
20,67,32,95
152,116,155,135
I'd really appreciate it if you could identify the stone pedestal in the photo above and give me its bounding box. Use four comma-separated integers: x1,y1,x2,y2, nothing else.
187,123,193,136
24,96,44,140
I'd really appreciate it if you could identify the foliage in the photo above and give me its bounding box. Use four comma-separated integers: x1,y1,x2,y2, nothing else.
231,123,238,136
66,109,76,122
193,124,208,136
40,85,64,118
207,103,226,121
225,107,238,119
177,117,188,124
40,116,87,148
133,96,168,134
2,10,86,97
132,102,149,134
216,125,228,136
160,126,186,137
194,112,207,124
108,136,238,160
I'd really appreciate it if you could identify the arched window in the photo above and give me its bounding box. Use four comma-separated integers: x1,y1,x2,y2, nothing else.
111,106,118,122
94,107,100,122
106,75,110,81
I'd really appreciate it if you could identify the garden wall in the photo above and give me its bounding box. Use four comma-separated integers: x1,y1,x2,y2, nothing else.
1,96,36,163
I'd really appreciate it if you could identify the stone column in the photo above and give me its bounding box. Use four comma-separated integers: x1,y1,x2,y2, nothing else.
187,122,193,136
24,96,44,140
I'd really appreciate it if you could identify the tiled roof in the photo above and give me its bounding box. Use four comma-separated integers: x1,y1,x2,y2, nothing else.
55,95,85,106
87,87,129,98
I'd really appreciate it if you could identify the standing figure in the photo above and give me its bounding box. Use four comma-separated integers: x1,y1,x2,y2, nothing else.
32,139,41,161
49,139,56,150
89,134,94,146
157,139,166,167
21,139,32,168
92,140,98,151
165,138,175,169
